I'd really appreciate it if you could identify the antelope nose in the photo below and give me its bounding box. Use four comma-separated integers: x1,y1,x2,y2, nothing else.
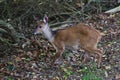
33,32,37,35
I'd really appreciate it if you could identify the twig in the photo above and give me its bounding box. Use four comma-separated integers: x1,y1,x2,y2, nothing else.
50,21,79,27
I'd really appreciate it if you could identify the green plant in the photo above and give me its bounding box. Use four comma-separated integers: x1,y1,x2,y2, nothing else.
6,77,13,80
63,68,72,79
82,71,102,80
81,65,102,80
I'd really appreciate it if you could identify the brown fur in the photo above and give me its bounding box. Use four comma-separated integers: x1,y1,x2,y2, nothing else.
52,23,102,67
35,21,102,67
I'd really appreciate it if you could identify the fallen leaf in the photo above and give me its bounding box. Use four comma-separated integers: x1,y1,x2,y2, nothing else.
76,2,84,7
53,76,59,80
104,71,108,78
15,57,22,61
104,65,111,70
115,75,120,80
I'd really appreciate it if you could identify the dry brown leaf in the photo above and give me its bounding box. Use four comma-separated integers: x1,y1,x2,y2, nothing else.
115,74,120,80
76,3,84,7
15,57,22,61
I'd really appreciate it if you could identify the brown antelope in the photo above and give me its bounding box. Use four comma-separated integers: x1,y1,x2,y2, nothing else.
33,15,103,67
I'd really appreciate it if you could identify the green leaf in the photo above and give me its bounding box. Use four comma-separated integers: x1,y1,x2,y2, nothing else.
6,77,13,80
8,65,14,71
0,0,4,3
7,62,13,65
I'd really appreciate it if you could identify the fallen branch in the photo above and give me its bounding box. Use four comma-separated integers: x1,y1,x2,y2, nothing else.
0,20,25,44
105,6,120,13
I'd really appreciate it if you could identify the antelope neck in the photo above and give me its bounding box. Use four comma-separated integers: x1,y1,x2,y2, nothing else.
42,24,54,42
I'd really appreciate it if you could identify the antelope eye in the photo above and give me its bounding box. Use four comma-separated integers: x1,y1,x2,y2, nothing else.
39,26,42,28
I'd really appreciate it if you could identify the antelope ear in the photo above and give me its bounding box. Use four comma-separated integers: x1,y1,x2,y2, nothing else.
43,15,48,23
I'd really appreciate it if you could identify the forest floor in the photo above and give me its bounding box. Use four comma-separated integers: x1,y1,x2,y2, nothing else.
0,13,120,80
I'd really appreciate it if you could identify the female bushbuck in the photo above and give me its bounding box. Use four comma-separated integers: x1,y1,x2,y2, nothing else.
34,15,103,67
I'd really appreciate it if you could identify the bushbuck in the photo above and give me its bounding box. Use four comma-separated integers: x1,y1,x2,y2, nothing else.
33,15,103,67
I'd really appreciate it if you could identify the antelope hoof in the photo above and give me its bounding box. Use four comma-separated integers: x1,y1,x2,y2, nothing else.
52,58,62,66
